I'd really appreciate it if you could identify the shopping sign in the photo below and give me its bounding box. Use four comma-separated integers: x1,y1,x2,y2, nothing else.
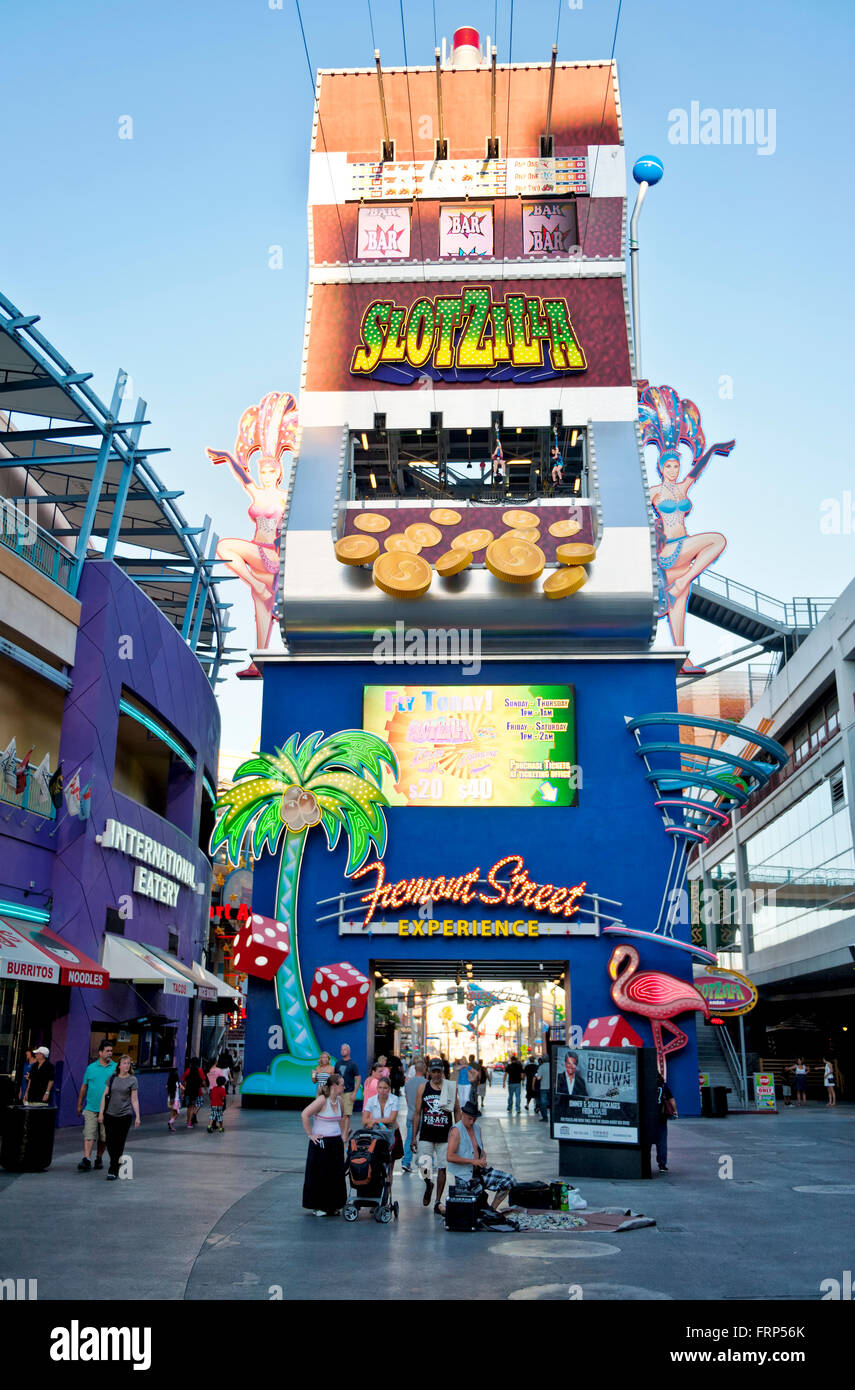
754,1072,776,1111
350,288,586,383
693,967,758,1016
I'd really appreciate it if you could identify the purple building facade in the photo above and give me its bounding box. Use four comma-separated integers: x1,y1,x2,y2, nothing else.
1,562,220,1127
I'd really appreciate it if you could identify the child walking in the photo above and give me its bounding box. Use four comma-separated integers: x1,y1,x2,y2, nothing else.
208,1076,227,1133
167,1067,181,1132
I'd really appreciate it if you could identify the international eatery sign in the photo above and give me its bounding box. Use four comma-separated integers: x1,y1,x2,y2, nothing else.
99,819,199,908
350,288,586,385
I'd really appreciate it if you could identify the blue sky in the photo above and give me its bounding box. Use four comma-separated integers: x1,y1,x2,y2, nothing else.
2,0,853,747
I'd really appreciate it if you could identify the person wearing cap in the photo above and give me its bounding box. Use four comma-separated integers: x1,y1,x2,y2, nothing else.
446,1100,515,1212
411,1060,460,1214
24,1046,55,1105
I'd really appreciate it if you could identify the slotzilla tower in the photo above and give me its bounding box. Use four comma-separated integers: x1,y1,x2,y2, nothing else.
244,26,701,1128
282,24,655,648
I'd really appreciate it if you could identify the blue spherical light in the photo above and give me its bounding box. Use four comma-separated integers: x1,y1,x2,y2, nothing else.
633,155,664,187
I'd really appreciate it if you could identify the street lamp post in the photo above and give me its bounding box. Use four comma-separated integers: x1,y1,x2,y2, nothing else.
629,156,664,381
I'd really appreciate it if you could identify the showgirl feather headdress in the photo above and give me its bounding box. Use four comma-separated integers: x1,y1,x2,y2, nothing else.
235,392,299,467
638,384,735,477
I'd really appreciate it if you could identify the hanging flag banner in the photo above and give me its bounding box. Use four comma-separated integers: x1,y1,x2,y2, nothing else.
357,205,411,260
521,201,577,256
439,205,494,259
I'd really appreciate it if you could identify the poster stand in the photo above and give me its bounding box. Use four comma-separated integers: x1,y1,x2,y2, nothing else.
551,1043,659,1180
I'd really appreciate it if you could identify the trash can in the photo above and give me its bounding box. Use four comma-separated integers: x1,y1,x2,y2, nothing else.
0,1105,57,1171
712,1085,730,1118
700,1086,714,1118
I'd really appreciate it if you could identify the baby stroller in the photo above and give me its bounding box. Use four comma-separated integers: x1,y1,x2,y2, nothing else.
343,1128,399,1223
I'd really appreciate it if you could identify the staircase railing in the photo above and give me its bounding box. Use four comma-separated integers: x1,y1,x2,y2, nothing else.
719,1024,747,1107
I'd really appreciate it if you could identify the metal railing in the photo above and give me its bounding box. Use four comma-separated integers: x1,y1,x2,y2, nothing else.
693,571,834,631
0,505,75,593
0,764,56,819
719,1023,747,1107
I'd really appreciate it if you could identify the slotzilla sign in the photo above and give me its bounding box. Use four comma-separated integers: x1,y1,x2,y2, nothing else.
350,289,586,385
694,969,758,1016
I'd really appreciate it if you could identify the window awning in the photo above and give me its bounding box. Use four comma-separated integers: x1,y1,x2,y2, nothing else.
190,960,241,1003
101,934,196,998
142,942,218,1001
0,918,109,989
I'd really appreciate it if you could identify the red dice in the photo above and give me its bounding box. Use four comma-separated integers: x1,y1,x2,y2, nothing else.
308,962,371,1025
232,914,290,981
580,1014,644,1049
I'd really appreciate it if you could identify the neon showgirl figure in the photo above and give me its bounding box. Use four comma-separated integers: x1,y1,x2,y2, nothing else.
639,385,734,675
207,392,298,678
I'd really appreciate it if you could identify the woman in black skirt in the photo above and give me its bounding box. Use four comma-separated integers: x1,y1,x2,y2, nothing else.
301,1073,347,1217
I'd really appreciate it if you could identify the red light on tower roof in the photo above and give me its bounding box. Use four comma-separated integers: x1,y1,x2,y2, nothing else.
452,26,482,69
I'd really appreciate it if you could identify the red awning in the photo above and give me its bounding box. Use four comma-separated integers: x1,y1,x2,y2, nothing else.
0,918,109,989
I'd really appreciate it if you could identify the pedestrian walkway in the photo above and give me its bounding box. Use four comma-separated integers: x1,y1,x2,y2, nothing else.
1,1090,853,1300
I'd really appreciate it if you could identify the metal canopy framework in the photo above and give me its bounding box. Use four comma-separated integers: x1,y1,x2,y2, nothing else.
0,291,236,684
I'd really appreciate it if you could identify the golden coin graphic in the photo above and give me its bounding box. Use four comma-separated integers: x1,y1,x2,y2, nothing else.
384,533,422,554
556,542,596,566
485,536,545,584
354,512,391,533
373,551,433,598
334,534,380,566
505,528,541,543
543,566,587,598
434,548,472,577
450,528,494,552
429,508,462,526
405,522,443,548
502,509,539,530
548,518,583,538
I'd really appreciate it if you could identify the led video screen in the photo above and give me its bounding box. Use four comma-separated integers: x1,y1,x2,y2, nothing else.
362,684,577,808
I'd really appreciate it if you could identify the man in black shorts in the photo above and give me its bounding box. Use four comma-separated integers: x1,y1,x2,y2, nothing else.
411,1061,460,1214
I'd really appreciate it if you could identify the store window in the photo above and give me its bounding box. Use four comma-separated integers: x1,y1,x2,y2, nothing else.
746,772,854,951
89,1021,177,1072
790,690,840,766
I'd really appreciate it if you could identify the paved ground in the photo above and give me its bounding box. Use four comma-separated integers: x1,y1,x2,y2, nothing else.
1,1089,853,1301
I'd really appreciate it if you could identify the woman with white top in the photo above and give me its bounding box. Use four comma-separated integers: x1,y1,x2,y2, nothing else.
301,1073,347,1216
363,1076,403,1194
786,1058,809,1107
823,1058,837,1107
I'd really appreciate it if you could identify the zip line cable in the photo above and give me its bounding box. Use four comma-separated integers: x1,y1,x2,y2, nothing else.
555,0,625,466
293,0,383,449
399,0,440,452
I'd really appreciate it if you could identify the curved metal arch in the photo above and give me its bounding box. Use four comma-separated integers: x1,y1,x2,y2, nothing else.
0,291,229,683
626,712,788,767
642,768,756,805
634,741,778,785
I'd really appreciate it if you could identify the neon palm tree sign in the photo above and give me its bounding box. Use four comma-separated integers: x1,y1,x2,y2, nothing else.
211,730,398,1097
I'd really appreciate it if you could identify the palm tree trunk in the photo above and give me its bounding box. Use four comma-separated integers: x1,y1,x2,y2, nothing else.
273,826,318,1060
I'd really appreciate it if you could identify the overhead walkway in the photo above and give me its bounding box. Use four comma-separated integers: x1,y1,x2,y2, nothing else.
689,570,833,658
